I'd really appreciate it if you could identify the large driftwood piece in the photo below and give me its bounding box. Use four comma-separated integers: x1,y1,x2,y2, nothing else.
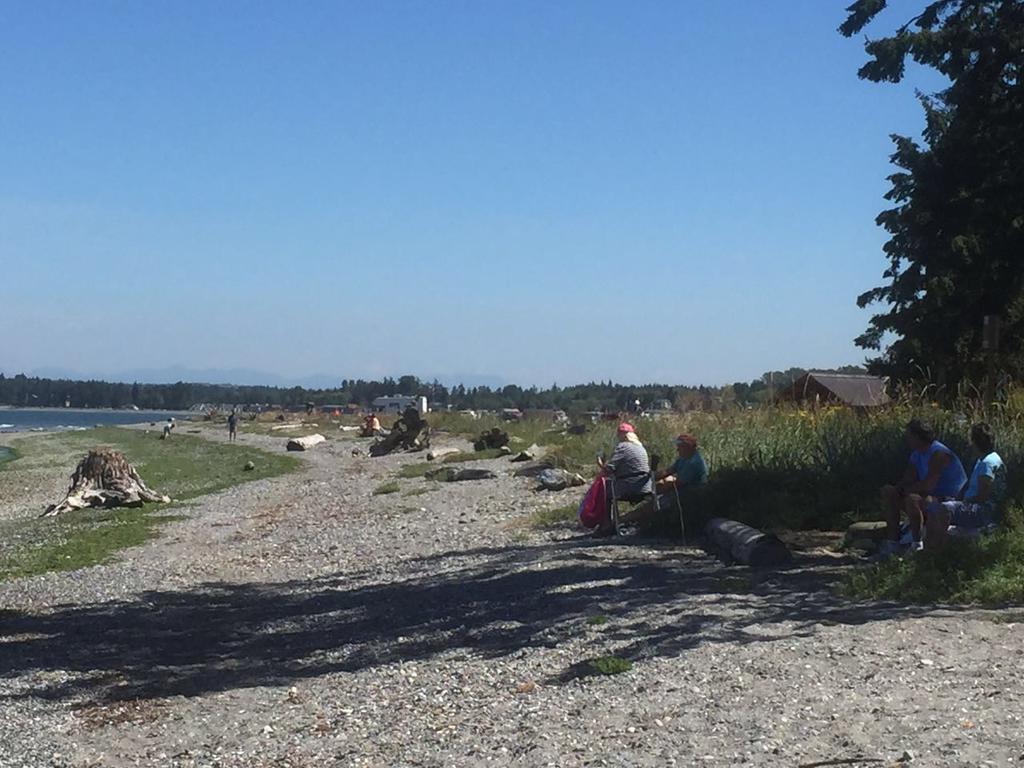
43,449,170,517
426,447,460,461
369,408,430,457
705,517,791,567
286,434,326,451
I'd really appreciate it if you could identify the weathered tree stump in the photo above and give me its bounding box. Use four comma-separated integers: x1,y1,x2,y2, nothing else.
42,449,170,517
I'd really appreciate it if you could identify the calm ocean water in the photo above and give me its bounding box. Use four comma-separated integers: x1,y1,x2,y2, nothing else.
0,408,189,434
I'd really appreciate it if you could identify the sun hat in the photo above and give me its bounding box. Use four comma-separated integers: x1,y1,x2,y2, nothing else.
617,422,635,434
673,434,697,449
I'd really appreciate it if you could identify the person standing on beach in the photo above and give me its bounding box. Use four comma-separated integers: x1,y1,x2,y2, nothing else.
161,418,175,440
227,410,238,442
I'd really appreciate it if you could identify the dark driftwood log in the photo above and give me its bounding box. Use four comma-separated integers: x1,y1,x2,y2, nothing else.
705,517,791,567
42,449,170,517
369,411,430,457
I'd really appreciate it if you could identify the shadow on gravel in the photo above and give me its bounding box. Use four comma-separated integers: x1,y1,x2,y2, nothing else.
0,540,953,703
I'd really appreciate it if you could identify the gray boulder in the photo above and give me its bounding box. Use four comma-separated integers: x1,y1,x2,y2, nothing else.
536,468,586,492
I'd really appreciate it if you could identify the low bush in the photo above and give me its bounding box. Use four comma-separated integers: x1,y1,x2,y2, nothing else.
844,513,1024,604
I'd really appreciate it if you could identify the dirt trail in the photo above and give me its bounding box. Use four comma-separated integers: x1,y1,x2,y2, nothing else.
0,430,1020,767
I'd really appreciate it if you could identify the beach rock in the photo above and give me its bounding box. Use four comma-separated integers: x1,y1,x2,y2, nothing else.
286,434,326,451
844,520,888,546
243,461,256,471
498,446,513,456
511,444,541,462
513,462,555,478
536,468,585,491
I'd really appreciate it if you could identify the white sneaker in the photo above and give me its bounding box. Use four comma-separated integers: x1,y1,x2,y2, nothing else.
908,540,924,553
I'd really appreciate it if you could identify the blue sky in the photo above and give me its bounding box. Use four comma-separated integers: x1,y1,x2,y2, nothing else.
1,1,939,387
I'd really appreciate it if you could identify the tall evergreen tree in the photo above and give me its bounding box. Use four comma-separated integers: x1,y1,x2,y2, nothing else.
841,0,1024,387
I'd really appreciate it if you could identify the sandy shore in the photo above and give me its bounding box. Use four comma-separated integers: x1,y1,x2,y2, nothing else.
0,427,1021,767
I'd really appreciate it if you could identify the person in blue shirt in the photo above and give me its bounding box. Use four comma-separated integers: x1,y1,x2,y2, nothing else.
924,422,1006,551
878,419,967,556
621,433,707,537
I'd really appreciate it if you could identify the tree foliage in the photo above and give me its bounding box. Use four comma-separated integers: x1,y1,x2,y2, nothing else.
841,0,1024,387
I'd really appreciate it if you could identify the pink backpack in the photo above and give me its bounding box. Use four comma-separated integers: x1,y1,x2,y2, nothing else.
577,475,607,529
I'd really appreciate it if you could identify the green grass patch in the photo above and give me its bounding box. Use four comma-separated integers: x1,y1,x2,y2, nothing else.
396,462,434,479
527,504,578,529
0,508,186,581
586,615,609,626
0,445,20,469
373,481,401,495
586,656,632,675
843,525,1024,604
0,427,300,581
56,427,301,501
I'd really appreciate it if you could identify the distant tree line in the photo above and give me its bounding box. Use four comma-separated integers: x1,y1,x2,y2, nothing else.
0,366,866,413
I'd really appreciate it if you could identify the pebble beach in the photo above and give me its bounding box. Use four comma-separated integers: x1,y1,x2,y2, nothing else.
0,428,1021,767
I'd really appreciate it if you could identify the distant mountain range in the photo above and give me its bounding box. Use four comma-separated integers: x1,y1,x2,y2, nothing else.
22,366,507,390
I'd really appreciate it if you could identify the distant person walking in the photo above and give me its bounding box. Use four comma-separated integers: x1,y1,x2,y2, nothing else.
161,418,176,440
228,410,238,442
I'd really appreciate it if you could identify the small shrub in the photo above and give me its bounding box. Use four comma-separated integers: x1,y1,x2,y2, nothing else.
528,504,578,529
586,615,609,626
843,524,1024,604
373,481,401,495
587,656,632,675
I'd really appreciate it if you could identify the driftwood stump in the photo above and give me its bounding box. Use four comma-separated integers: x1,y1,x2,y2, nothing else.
42,449,170,517
369,408,430,457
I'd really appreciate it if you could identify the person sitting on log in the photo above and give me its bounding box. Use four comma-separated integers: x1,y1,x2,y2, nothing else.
361,413,383,438
592,423,653,536
621,433,708,537
877,418,967,557
924,422,1006,551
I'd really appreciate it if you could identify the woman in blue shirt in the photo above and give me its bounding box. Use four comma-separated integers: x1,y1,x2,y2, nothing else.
879,419,967,556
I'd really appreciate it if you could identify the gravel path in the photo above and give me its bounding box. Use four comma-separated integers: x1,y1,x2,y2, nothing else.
0,429,1021,767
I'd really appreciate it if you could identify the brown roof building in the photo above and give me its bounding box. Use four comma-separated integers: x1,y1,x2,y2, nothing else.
778,372,890,408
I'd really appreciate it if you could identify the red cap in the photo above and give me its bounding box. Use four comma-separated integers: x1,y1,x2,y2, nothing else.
617,422,635,434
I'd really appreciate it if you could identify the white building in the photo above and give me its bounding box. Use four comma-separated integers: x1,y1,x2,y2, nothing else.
371,395,428,414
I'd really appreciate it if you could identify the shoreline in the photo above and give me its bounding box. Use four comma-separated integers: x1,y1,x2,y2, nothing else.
0,408,193,435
